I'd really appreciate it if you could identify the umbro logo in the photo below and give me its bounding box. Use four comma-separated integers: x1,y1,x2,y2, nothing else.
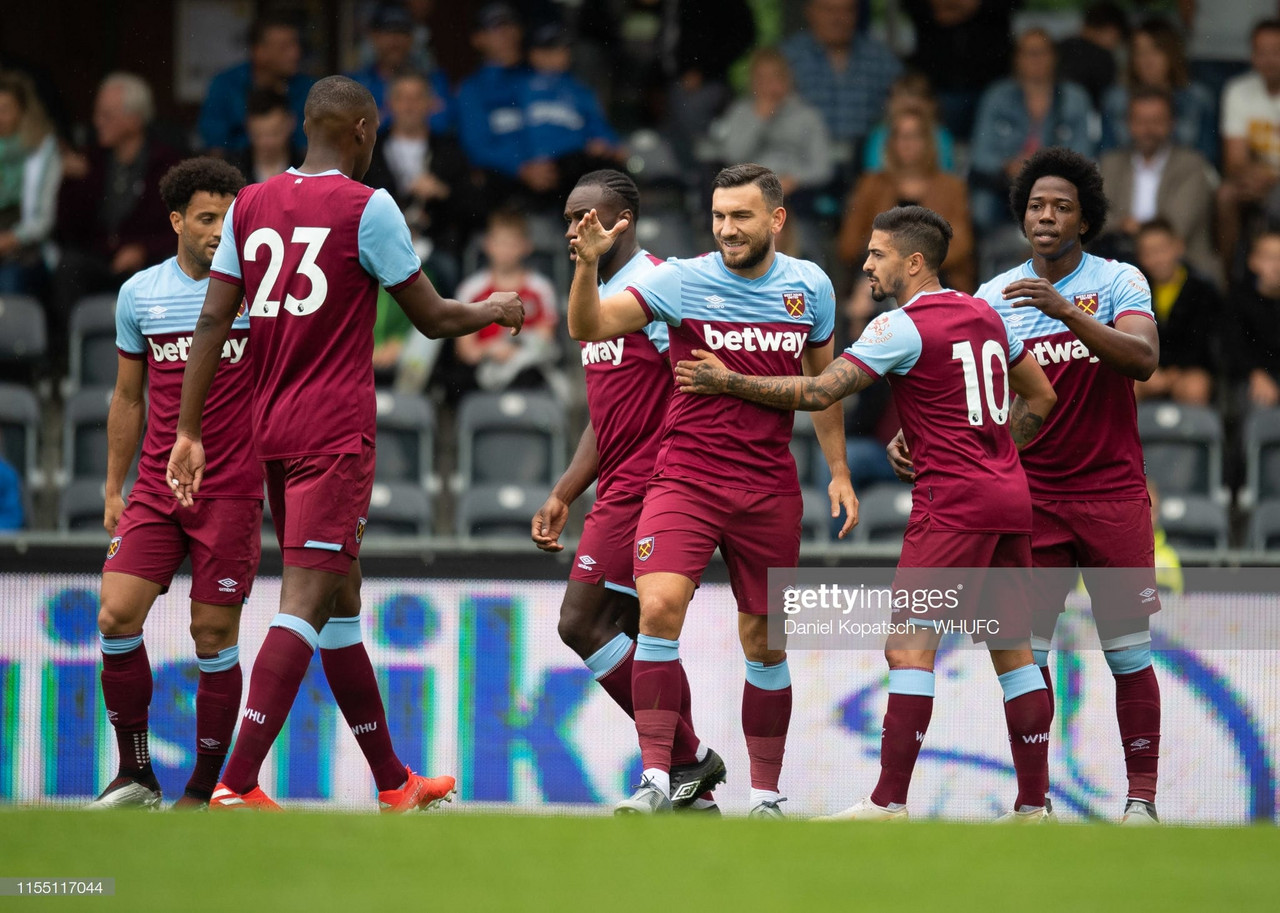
577,555,596,571
1139,587,1157,601
670,781,700,802
1129,738,1151,751
704,295,726,308
148,306,168,319
199,737,222,749
218,577,238,593
106,709,118,722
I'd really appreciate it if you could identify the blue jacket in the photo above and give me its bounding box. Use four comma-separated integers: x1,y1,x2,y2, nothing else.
969,78,1097,178
520,70,617,161
0,458,23,531
457,64,531,177
198,62,314,153
347,65,457,136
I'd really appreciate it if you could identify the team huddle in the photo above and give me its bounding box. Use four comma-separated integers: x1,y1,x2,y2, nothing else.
89,76,1161,825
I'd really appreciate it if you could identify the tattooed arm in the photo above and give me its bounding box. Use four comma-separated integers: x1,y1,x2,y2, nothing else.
1006,354,1057,450
674,349,876,410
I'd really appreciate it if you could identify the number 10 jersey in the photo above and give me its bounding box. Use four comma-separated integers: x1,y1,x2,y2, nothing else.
210,168,421,460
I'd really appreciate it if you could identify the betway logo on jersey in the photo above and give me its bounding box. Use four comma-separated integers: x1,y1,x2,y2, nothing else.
149,335,248,364
702,324,806,359
1029,337,1099,366
582,338,625,367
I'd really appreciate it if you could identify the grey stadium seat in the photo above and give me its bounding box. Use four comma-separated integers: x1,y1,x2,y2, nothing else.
59,478,109,532
852,483,914,544
62,386,117,483
800,487,831,543
456,483,550,538
374,391,435,488
1157,494,1229,551
1241,407,1280,508
790,410,820,488
65,294,120,395
364,480,432,538
1137,402,1224,500
0,294,47,364
1247,499,1280,551
0,382,41,486
634,207,698,261
456,391,566,487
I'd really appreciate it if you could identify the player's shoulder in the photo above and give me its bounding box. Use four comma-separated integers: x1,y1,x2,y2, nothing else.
118,257,178,300
1083,254,1149,293
975,262,1028,305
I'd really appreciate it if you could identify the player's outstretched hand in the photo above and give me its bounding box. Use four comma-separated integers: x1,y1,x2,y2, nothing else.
674,349,730,394
830,476,860,539
489,291,525,336
531,493,570,552
103,492,125,536
1002,277,1073,320
570,209,629,265
886,429,916,483
166,434,205,508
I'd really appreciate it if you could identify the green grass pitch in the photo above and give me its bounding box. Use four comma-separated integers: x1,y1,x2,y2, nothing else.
1,809,1277,911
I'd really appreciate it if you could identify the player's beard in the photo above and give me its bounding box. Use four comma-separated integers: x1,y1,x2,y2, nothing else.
186,238,215,273
867,267,901,302
717,230,772,272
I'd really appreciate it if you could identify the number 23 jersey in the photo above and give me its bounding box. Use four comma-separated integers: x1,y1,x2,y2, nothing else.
210,168,421,460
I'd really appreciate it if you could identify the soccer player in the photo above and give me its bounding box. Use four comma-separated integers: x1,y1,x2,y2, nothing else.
531,170,724,812
676,205,1060,821
166,76,524,810
87,157,251,810
891,150,1163,824
568,163,857,817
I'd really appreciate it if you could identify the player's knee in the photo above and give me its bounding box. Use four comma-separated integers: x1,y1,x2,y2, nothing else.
638,596,684,638
189,617,237,654
97,598,143,636
332,585,362,619
556,609,595,657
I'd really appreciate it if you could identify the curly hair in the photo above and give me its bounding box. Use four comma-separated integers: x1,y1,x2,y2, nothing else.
159,157,246,214
574,169,641,221
1009,147,1108,244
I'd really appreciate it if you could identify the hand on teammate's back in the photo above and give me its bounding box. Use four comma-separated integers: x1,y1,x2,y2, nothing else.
487,291,526,335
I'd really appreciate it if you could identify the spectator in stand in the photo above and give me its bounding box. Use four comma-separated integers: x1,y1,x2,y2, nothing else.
1056,1,1129,110
1217,20,1280,285
1234,230,1280,409
519,22,626,203
837,105,975,292
363,71,474,269
51,73,181,347
709,48,833,199
450,209,561,394
1100,18,1218,166
1132,218,1219,406
455,4,534,212
0,71,61,295
862,72,957,174
198,14,313,155
968,29,1095,235
838,275,901,494
780,0,901,152
347,1,454,135
227,90,301,185
1096,88,1220,287
0,455,21,531
903,0,1017,140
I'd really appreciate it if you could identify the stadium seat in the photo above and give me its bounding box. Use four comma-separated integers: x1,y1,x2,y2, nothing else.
1157,494,1229,551
456,391,566,488
634,207,699,260
852,483,914,544
0,382,41,487
0,294,47,365
58,478,109,532
365,481,432,538
1240,407,1280,508
1137,402,1225,500
64,294,120,396
1247,499,1280,551
790,410,820,488
800,487,831,543
456,483,551,538
61,386,117,484
374,391,435,488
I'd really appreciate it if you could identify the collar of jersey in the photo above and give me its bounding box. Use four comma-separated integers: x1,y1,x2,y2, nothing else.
1023,253,1089,291
286,167,344,178
599,248,650,289
900,287,954,308
166,256,206,290
713,250,781,284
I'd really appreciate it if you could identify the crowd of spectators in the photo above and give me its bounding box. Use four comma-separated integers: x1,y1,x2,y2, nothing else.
4,0,1280,536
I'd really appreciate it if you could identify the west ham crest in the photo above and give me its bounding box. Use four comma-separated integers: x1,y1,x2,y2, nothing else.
783,292,806,318
1073,292,1099,316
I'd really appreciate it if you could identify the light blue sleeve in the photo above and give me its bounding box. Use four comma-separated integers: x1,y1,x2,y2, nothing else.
643,319,670,354
114,280,145,355
210,197,240,280
627,260,683,326
1001,311,1025,362
1110,262,1154,321
842,308,923,377
810,271,836,345
357,189,421,288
